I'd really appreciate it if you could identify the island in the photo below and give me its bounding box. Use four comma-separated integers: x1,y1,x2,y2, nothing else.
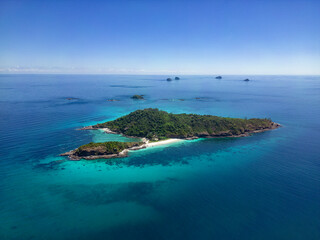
244,78,250,81
62,108,280,160
131,95,144,100
215,76,222,79
175,77,180,80
61,141,145,160
167,78,172,81
66,97,80,100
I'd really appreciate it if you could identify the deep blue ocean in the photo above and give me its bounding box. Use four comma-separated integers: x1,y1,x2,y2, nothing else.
0,74,319,240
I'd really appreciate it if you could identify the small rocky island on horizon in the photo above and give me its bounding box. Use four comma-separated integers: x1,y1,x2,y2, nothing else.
62,108,280,160
131,94,144,100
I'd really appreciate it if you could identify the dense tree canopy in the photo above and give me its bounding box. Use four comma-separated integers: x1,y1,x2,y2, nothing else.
76,141,143,156
94,108,275,139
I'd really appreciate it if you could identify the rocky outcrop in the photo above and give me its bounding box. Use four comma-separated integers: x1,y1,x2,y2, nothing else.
66,97,80,100
131,95,144,100
60,149,128,160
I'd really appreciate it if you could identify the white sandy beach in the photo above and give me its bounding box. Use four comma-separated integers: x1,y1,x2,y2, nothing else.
101,127,183,150
117,139,183,156
102,128,183,147
101,128,116,134
145,138,183,147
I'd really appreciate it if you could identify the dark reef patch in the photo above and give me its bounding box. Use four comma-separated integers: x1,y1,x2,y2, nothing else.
47,179,177,206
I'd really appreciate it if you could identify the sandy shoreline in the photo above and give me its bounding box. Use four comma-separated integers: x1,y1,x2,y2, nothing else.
100,127,184,146
100,127,116,134
61,138,184,160
145,138,183,147
99,127,184,147
115,139,183,159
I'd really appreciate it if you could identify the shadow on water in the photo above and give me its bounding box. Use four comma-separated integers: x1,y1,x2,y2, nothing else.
47,178,178,206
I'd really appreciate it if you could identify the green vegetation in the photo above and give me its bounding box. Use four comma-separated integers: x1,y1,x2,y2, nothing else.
75,141,143,156
94,108,275,139
131,95,144,100
62,109,278,160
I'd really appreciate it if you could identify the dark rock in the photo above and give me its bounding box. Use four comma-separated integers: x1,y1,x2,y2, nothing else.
244,79,250,81
167,78,172,81
174,77,180,80
66,97,79,100
215,76,222,79
131,95,144,100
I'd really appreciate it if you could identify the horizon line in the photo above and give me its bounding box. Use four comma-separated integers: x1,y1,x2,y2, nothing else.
0,72,319,76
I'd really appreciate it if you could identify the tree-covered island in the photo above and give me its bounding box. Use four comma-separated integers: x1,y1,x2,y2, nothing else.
131,94,144,100
62,108,280,160
61,141,144,160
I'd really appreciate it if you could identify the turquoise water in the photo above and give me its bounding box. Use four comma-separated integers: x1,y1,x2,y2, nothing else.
0,74,319,239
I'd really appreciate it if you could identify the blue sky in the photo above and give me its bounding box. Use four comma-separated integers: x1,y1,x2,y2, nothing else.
0,0,319,75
